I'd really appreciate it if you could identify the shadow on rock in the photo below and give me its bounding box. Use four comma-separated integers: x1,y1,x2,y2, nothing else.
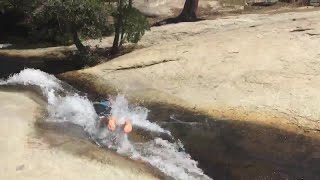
146,103,320,180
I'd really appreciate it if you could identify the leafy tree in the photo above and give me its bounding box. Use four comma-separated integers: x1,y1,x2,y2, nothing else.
111,0,149,55
33,0,111,54
2,0,149,62
0,0,34,12
0,0,36,40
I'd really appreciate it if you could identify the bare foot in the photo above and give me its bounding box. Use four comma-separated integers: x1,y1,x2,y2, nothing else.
123,120,132,134
108,117,116,131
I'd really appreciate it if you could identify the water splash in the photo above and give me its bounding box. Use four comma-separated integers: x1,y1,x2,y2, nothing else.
110,95,171,134
47,90,98,134
0,43,12,49
0,68,62,92
134,138,211,180
0,69,212,180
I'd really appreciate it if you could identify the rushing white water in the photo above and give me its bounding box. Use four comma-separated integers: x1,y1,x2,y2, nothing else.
0,43,12,49
0,69,62,94
0,69,212,180
110,95,171,135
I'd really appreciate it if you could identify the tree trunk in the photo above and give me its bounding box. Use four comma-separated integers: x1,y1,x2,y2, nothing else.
120,27,125,47
120,0,132,47
153,0,200,26
111,0,124,55
129,0,132,7
72,30,87,54
177,0,199,22
111,20,121,55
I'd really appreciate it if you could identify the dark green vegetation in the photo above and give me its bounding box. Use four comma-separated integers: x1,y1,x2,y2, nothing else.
33,0,112,54
0,0,149,64
111,0,150,54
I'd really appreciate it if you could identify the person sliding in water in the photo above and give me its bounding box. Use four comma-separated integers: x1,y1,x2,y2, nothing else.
93,99,132,134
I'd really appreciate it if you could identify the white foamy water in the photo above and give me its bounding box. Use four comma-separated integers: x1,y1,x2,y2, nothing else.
0,69,212,180
47,90,98,134
0,43,12,49
0,68,61,89
110,95,171,135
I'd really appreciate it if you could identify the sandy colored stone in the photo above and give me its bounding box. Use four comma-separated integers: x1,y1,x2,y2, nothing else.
0,91,161,180
62,10,320,133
